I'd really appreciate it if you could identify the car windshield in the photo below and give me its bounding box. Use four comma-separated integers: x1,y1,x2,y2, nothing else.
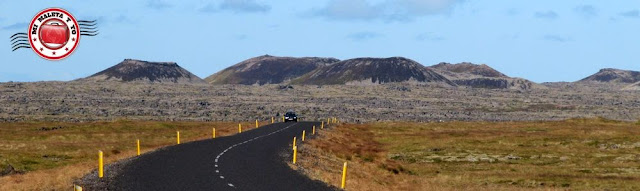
285,112,296,116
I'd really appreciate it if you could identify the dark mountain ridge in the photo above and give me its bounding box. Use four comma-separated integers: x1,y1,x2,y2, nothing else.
205,55,339,85
428,62,545,90
79,59,205,83
294,57,455,85
430,62,507,78
579,68,640,83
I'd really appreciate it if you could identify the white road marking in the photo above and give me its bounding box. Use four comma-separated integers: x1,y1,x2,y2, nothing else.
214,123,300,188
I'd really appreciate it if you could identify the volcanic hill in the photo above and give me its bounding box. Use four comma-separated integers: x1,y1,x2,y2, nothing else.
294,57,455,85
428,62,545,90
79,59,205,83
579,68,640,84
205,55,339,85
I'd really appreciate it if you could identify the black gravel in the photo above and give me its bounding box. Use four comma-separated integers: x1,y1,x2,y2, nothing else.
77,122,336,191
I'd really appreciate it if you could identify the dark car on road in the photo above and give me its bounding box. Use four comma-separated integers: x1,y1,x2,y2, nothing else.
284,111,298,122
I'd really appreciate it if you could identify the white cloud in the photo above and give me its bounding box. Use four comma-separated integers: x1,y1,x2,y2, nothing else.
312,0,382,21
346,31,383,41
543,34,571,42
312,0,464,22
620,10,640,18
534,11,558,20
220,0,271,13
574,5,597,19
397,0,464,15
415,32,445,41
146,0,172,10
2,22,28,30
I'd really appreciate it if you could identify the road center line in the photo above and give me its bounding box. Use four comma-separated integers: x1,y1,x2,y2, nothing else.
214,123,299,188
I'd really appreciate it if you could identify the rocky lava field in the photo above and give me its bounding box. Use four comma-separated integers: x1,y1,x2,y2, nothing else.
0,81,637,123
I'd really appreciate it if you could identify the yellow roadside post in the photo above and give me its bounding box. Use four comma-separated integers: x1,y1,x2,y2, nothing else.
302,130,306,142
327,118,330,124
213,128,216,139
312,126,316,135
136,139,140,156
272,117,274,124
293,136,296,150
256,119,259,128
74,185,82,191
341,162,348,189
293,146,298,164
282,115,285,122
98,150,104,178
334,117,337,123
321,121,324,129
239,124,242,133
177,131,180,144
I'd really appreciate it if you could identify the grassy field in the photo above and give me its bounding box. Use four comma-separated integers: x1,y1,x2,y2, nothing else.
295,118,640,190
0,120,265,190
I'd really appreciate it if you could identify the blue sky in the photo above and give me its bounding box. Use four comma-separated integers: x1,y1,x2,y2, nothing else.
0,0,639,83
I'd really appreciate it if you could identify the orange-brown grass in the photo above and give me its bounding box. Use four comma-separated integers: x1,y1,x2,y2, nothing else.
295,118,640,190
0,119,269,191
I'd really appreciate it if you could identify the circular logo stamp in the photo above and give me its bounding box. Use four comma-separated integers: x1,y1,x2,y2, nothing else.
28,8,80,60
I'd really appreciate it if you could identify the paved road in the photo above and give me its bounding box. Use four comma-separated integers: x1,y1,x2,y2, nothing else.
109,122,335,191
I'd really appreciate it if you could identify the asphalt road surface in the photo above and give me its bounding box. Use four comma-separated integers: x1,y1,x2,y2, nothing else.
109,122,336,191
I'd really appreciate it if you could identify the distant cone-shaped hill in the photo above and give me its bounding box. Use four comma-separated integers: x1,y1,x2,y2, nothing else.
79,59,205,83
579,68,640,83
205,55,339,85
428,62,545,90
294,57,455,85
429,62,507,78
